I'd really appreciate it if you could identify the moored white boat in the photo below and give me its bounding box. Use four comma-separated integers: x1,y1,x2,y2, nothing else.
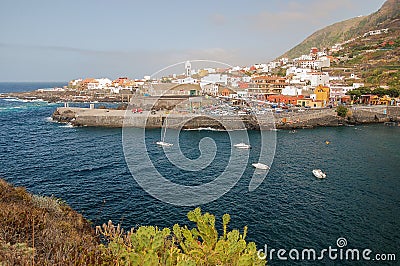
252,163,269,170
157,118,173,147
234,143,251,149
156,141,173,147
312,169,326,179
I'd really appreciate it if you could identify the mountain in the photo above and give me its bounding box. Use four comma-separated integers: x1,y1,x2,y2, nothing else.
281,0,400,59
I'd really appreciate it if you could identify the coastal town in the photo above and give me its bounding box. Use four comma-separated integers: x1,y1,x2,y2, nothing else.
2,26,400,129
3,26,399,112
2,1,400,265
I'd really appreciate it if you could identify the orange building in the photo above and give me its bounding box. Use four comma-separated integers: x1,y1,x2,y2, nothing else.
267,95,304,105
314,85,330,106
220,87,235,97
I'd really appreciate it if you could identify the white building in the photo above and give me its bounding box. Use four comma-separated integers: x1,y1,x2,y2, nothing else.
97,78,112,88
363,28,389,37
308,72,329,87
282,86,303,96
286,66,310,76
172,77,198,84
86,78,112,90
353,83,364,89
69,79,82,86
314,56,331,68
202,83,218,96
200,74,228,85
330,85,354,98
331,43,343,52
280,58,289,65
237,90,248,98
329,76,344,81
202,68,216,74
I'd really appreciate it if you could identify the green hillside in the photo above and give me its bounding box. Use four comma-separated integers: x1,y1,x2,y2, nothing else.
281,0,400,59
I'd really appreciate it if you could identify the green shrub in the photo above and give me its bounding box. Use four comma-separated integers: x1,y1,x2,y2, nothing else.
1,179,266,265
336,105,349,118
97,208,266,266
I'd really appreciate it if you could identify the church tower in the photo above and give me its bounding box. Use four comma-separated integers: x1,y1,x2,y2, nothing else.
185,61,191,77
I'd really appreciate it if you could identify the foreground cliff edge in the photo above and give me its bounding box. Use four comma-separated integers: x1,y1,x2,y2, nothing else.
0,179,266,265
52,106,400,129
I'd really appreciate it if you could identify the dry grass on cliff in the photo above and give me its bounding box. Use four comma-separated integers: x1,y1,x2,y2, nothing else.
0,179,102,265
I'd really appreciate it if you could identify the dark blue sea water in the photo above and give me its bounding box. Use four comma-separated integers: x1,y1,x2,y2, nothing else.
0,82,67,93
1,83,399,265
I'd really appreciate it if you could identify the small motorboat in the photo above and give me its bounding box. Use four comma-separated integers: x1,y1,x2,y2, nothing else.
156,141,173,147
312,169,326,179
234,143,251,149
252,163,269,170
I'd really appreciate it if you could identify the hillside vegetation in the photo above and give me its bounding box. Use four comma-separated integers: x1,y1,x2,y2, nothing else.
0,179,265,265
282,0,400,59
330,30,400,88
0,179,102,265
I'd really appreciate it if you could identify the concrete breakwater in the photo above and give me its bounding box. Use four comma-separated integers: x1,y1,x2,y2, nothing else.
51,107,272,130
52,106,400,129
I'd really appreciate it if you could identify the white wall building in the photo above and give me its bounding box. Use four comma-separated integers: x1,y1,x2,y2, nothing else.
172,77,198,84
286,67,311,76
353,83,364,89
97,78,112,88
86,82,99,90
203,68,216,74
200,74,228,86
308,72,329,87
329,76,344,81
69,79,82,86
330,85,354,98
202,83,219,96
315,56,331,68
237,91,248,98
282,86,303,96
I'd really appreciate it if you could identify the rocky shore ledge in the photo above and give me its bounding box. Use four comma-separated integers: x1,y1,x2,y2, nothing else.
52,106,400,130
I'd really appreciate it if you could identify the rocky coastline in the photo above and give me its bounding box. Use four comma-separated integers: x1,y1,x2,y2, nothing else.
2,90,399,130
0,89,133,103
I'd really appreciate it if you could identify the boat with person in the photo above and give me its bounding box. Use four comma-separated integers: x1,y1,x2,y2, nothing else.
312,169,326,179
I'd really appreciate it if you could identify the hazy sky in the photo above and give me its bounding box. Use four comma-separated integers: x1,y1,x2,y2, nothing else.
0,0,386,81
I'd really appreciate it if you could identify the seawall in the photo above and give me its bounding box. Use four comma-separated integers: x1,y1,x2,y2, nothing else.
52,106,400,130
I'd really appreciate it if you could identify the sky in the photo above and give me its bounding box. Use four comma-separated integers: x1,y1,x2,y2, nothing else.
0,0,386,82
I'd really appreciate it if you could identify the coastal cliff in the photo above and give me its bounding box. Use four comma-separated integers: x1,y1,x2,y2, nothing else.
52,106,400,129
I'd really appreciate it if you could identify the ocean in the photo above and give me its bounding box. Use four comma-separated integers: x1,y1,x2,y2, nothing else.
0,83,399,265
